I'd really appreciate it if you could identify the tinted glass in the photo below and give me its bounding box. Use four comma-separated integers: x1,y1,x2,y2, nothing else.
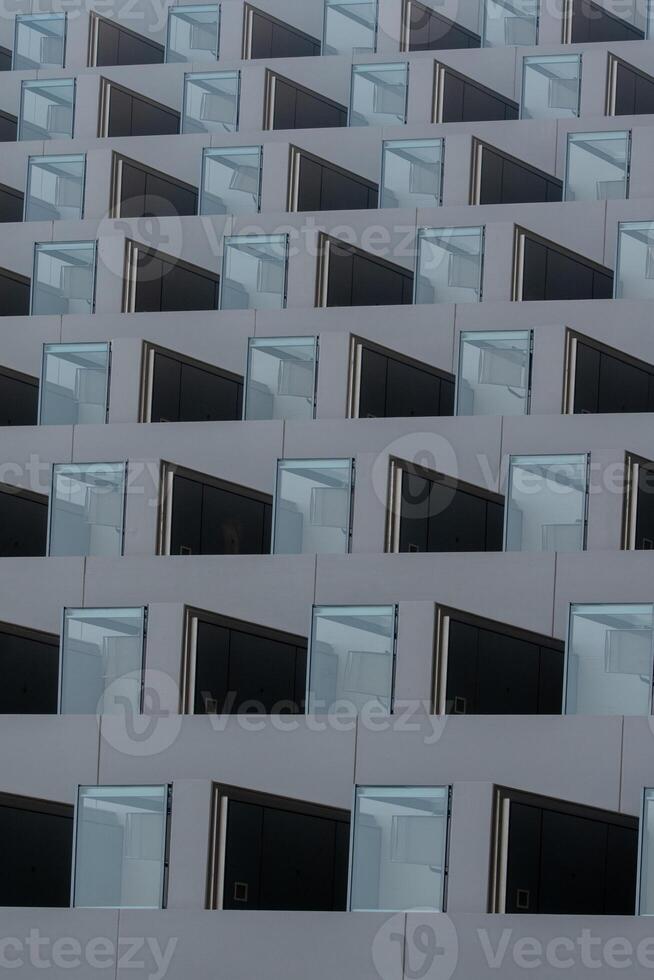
271,77,347,129
0,800,72,907
133,249,219,312
408,1,480,49
441,70,518,122
26,154,85,222
325,242,413,306
74,786,168,909
571,0,642,41
170,473,271,555
0,184,23,222
107,86,180,137
399,470,503,552
296,153,377,211
478,145,561,204
118,160,197,217
40,343,109,425
0,270,30,315
0,626,58,713
0,488,47,556
614,61,654,116
359,346,454,418
150,351,242,422
94,17,163,65
0,368,38,425
521,235,613,301
249,8,320,57
350,786,449,911
573,340,654,414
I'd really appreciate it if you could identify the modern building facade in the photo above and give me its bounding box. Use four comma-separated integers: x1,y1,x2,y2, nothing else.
3,0,654,975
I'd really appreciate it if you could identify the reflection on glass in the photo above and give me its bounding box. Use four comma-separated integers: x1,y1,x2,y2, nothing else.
565,603,654,716
505,453,587,552
350,786,449,911
640,788,654,914
182,70,239,133
323,0,378,54
19,78,75,141
220,234,287,310
482,0,538,46
199,146,261,215
456,331,531,416
244,337,317,420
166,4,219,62
40,343,109,425
349,63,408,127
60,607,145,715
25,154,86,222
565,131,630,202
308,605,395,713
381,138,443,209
273,458,353,554
521,55,581,119
73,785,168,908
415,227,484,304
13,13,66,70
31,242,96,316
615,221,654,300
49,462,126,558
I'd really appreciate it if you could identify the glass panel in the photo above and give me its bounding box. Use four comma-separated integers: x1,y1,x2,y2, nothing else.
615,221,654,300
308,605,395,713
565,603,654,716
415,226,484,304
31,242,96,316
220,234,287,310
40,342,109,425
349,63,408,127
505,453,587,552
456,330,531,416
521,55,581,120
182,70,239,133
381,138,443,209
166,4,220,62
565,131,630,202
273,458,353,554
60,607,145,715
350,786,449,911
199,145,261,215
73,785,167,909
13,13,66,70
640,788,654,913
19,78,75,141
25,154,86,222
323,0,378,55
482,0,538,46
244,337,317,420
49,462,126,558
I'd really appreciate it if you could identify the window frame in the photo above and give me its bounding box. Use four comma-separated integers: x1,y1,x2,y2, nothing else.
622,451,654,550
206,782,350,909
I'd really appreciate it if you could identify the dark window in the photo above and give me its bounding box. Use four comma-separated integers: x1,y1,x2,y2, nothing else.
632,461,654,550
0,110,17,143
0,46,11,70
293,149,378,211
323,239,414,306
0,486,48,556
408,0,480,49
477,144,562,205
0,366,38,425
357,342,454,418
248,6,320,58
519,232,614,301
0,183,24,223
397,467,504,552
103,81,180,138
612,58,654,116
168,469,271,555
269,73,347,129
0,268,30,316
218,788,349,910
114,156,197,217
570,0,643,42
129,246,219,313
439,66,518,122
442,611,564,714
92,15,164,66
504,793,637,914
190,611,306,714
0,795,73,907
0,624,59,713
573,337,654,414
149,347,243,422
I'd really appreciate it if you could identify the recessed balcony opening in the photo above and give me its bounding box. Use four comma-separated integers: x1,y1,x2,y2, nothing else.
110,154,198,218
434,63,518,123
0,483,48,556
288,146,378,212
513,227,614,301
403,0,481,50
471,140,562,205
123,241,220,313
316,234,414,307
264,70,348,129
88,12,164,66
143,344,243,423
0,622,59,714
243,4,320,58
99,79,180,138
348,336,455,418
0,793,73,907
564,331,654,414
